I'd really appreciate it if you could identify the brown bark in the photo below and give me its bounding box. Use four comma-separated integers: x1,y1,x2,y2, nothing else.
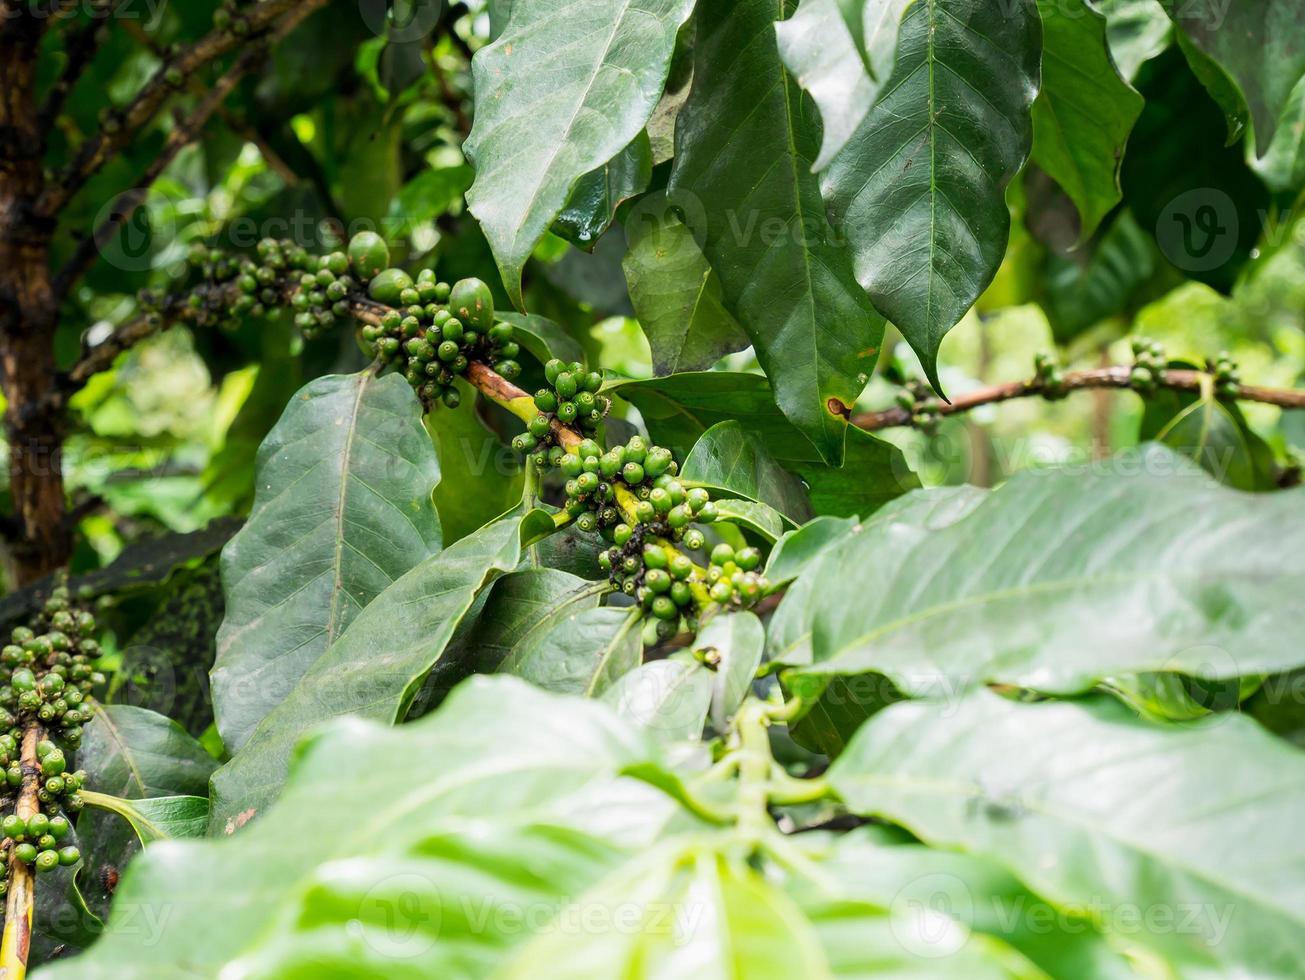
1,11,69,584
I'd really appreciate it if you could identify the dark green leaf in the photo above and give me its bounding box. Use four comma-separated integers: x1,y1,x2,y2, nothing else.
464,0,696,306
497,310,587,366
776,0,911,171
622,191,749,375
669,0,883,462
822,0,1041,389
615,372,918,517
784,672,902,757
209,514,525,828
211,372,441,753
428,382,525,544
682,421,813,524
554,131,653,250
1031,0,1144,239
765,515,858,584
501,605,642,696
830,691,1305,974
1161,0,1305,155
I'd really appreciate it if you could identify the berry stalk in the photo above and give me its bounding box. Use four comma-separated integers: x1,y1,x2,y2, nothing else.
0,725,41,980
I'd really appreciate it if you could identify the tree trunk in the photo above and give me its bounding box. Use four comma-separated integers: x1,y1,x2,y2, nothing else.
1,14,70,586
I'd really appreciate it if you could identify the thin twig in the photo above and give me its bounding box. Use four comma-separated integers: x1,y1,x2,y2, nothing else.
0,724,44,980
51,5,323,299
851,366,1305,431
36,2,121,136
36,0,325,219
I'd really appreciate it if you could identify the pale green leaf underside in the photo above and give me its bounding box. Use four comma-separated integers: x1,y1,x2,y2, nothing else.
831,692,1305,975
783,445,1305,696
464,0,695,307
44,678,670,978
209,515,524,829
212,372,442,753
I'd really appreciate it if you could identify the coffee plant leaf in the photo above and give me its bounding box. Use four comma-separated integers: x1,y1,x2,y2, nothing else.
212,372,442,753
1031,0,1144,240
784,445,1305,696
682,420,813,525
208,514,526,828
464,0,696,306
821,0,1041,390
830,691,1305,974
669,0,884,463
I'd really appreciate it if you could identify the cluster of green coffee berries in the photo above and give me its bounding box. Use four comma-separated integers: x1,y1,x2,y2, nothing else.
558,436,687,533
514,358,611,460
177,236,322,331
1211,351,1241,399
362,272,520,411
1033,351,1068,400
1129,337,1167,394
894,380,944,434
0,740,85,879
0,589,102,748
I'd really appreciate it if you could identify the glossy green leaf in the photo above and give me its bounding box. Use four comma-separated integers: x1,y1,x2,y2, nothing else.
1099,0,1172,81
1251,74,1305,195
209,514,525,829
622,191,749,375
497,310,587,366
80,704,219,799
1161,0,1305,156
602,657,715,741
45,678,677,978
784,446,1305,697
75,705,219,926
1121,47,1270,293
212,372,442,753
1031,0,1144,239
682,421,813,524
554,131,653,250
822,0,1041,389
669,0,884,463
461,568,606,675
464,0,696,306
776,0,912,171
81,792,209,844
616,372,918,518
831,691,1305,975
500,605,642,696
713,498,787,542
765,515,857,584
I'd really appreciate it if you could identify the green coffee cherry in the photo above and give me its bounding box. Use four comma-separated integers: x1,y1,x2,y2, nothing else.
448,278,495,330
347,231,390,280
367,268,414,305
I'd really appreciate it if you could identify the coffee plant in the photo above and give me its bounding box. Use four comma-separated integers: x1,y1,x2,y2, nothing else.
1,0,1305,977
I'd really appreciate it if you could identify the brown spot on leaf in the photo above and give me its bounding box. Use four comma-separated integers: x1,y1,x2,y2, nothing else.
224,807,257,835
826,398,851,419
